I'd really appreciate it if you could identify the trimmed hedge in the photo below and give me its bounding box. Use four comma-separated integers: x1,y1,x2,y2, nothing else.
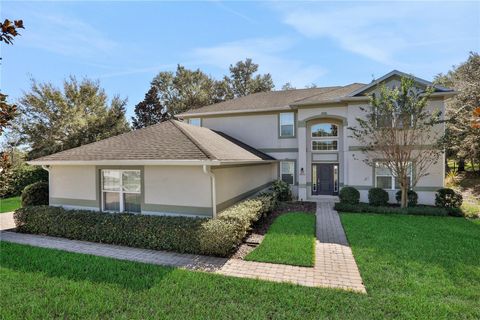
14,194,276,257
368,188,389,206
395,190,418,207
334,202,448,216
339,187,360,205
21,181,49,207
271,180,292,201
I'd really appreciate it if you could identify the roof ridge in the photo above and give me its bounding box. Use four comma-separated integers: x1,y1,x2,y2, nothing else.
169,120,217,160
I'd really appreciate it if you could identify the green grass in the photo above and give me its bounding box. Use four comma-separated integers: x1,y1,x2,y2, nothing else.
1,214,479,319
0,196,21,213
245,212,316,266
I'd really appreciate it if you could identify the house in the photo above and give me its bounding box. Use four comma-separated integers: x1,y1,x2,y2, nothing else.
29,70,456,216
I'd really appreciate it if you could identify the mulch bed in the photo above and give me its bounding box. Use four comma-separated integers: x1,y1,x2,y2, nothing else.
231,201,316,259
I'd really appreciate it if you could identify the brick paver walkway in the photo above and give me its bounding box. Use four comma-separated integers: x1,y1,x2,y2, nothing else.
0,202,366,293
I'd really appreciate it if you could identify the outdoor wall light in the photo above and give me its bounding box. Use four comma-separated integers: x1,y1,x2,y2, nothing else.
300,167,305,175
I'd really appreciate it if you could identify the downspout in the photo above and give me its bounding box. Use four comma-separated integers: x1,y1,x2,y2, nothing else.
202,165,217,218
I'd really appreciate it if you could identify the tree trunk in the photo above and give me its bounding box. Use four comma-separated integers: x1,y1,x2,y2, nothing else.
458,158,465,172
400,180,408,208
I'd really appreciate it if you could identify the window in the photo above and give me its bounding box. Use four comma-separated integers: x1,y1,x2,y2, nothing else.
280,161,295,185
312,140,338,151
311,123,338,137
311,122,338,151
375,162,412,190
188,118,201,126
279,112,295,137
101,170,141,213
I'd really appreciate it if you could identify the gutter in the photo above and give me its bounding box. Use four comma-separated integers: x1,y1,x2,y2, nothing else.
202,165,217,218
27,159,222,166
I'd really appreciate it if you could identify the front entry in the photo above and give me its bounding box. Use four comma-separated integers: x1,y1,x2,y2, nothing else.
312,163,339,195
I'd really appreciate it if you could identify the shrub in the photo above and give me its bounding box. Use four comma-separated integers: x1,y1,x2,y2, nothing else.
339,187,360,205
14,194,276,257
271,180,292,201
368,188,389,206
21,181,49,207
435,188,463,208
334,202,448,216
395,190,418,207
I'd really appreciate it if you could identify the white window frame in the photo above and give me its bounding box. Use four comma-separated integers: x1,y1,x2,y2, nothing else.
280,160,295,185
311,139,339,151
374,162,412,190
101,169,141,213
279,112,295,137
188,118,201,126
311,122,339,151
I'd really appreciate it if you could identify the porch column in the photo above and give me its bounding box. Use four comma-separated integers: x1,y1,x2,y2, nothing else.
297,122,307,200
343,124,349,188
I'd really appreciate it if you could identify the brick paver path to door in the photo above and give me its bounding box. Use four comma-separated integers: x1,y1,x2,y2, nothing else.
0,202,366,293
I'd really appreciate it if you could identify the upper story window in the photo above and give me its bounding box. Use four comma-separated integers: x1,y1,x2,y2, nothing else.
102,170,141,213
311,123,338,137
279,112,295,137
311,122,338,151
375,162,412,190
188,118,201,126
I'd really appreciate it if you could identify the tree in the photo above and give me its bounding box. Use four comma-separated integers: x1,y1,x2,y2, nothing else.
0,18,24,136
435,52,480,173
1,19,24,44
226,58,274,97
132,86,174,129
281,82,296,90
15,77,130,159
349,77,443,208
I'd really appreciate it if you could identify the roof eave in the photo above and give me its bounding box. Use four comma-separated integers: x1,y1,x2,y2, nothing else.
27,159,223,166
177,106,293,118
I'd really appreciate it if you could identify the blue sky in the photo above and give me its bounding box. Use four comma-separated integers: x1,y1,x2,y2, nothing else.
1,1,479,121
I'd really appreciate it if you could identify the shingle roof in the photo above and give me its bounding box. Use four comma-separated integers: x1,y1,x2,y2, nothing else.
290,83,366,106
30,120,274,163
179,86,345,115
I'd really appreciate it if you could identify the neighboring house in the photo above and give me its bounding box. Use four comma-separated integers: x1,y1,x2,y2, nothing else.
30,70,456,216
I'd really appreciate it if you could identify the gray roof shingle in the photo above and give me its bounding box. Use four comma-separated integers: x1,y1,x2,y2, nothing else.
179,84,366,116
30,120,274,163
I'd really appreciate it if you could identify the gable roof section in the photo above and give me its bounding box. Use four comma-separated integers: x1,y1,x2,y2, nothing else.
29,120,274,165
347,70,454,97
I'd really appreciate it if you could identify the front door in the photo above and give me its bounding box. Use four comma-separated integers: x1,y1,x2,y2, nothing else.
312,163,338,195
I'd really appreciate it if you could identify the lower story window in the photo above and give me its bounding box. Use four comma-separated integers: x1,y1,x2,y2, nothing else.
280,161,295,185
375,162,412,190
101,169,141,213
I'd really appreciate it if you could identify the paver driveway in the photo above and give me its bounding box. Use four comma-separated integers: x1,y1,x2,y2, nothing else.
0,202,365,293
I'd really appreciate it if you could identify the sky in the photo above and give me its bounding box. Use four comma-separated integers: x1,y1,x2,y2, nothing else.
1,0,479,122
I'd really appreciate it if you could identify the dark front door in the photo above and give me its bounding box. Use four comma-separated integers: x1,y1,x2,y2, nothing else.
312,163,338,195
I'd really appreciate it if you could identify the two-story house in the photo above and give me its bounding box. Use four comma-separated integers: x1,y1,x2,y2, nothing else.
30,70,456,217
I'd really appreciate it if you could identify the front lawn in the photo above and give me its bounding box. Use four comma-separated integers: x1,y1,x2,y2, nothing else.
245,212,316,266
0,196,21,213
1,214,479,319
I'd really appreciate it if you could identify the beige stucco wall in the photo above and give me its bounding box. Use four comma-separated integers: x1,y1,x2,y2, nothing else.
202,114,297,150
213,163,277,210
144,165,212,208
50,165,97,201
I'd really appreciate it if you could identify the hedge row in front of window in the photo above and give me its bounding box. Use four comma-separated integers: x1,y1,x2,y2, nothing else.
13,194,277,257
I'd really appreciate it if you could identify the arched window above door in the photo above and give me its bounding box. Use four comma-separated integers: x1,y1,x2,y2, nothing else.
311,123,338,137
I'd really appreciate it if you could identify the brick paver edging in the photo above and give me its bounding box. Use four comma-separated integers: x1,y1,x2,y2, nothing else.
0,202,366,293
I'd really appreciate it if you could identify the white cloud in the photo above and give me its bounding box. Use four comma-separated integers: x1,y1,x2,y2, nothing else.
280,2,479,66
19,12,118,58
192,37,327,87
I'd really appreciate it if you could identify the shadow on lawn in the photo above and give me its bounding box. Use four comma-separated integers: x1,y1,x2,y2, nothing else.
0,242,175,291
